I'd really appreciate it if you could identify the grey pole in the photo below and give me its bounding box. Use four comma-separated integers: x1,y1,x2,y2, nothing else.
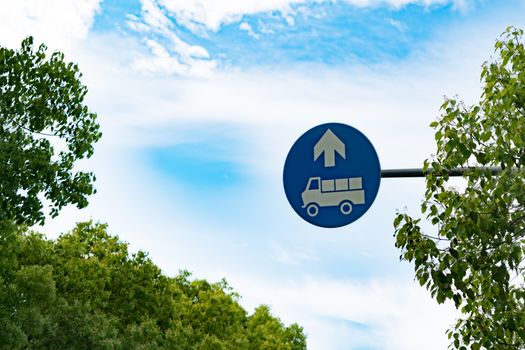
381,166,503,178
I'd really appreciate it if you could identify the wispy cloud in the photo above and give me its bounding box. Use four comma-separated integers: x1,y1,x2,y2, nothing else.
127,0,217,76
387,18,407,32
152,0,305,33
239,22,260,39
271,241,320,265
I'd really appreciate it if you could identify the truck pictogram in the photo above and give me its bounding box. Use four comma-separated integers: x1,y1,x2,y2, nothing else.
301,176,365,217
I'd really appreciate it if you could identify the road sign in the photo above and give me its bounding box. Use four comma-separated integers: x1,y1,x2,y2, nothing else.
283,123,381,228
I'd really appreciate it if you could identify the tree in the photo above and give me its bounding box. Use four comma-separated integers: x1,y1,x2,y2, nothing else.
247,305,307,350
0,37,101,226
394,27,525,349
0,221,308,349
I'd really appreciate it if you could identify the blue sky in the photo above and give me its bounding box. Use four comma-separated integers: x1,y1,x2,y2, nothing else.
92,0,516,66
2,0,525,349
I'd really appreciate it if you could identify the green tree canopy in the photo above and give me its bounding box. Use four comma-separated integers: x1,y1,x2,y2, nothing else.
394,27,525,349
0,37,101,225
0,221,307,349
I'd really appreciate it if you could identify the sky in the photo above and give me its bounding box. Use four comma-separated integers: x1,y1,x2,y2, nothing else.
1,1,525,349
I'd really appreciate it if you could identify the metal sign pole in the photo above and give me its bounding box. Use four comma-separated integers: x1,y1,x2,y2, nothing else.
381,166,503,178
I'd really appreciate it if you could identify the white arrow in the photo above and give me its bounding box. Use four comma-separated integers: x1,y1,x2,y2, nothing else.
314,129,346,167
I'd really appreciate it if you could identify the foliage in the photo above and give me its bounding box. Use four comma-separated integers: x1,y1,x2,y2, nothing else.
0,37,101,226
394,27,525,349
247,305,307,350
0,221,307,349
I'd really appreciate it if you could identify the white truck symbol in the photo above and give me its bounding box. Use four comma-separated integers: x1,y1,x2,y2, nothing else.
301,176,365,217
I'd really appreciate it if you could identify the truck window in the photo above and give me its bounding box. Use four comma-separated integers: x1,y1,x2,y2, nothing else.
309,178,319,190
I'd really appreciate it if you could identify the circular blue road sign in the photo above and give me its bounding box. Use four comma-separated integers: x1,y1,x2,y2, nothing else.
283,123,381,228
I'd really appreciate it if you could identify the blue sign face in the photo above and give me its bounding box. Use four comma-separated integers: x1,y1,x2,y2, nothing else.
283,123,381,228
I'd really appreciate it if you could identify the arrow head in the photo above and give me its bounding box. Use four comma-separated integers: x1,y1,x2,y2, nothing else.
314,129,346,167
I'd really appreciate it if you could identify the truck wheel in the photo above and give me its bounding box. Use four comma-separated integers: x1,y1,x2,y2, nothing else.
340,201,353,215
306,203,319,217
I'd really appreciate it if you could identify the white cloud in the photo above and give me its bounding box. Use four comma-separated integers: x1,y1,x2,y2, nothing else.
0,0,101,50
346,0,470,9
239,22,260,39
388,18,407,32
127,0,216,76
257,21,277,35
131,38,216,77
271,241,320,265
148,0,470,34
227,274,458,350
154,0,305,33
124,0,474,76
125,0,472,76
